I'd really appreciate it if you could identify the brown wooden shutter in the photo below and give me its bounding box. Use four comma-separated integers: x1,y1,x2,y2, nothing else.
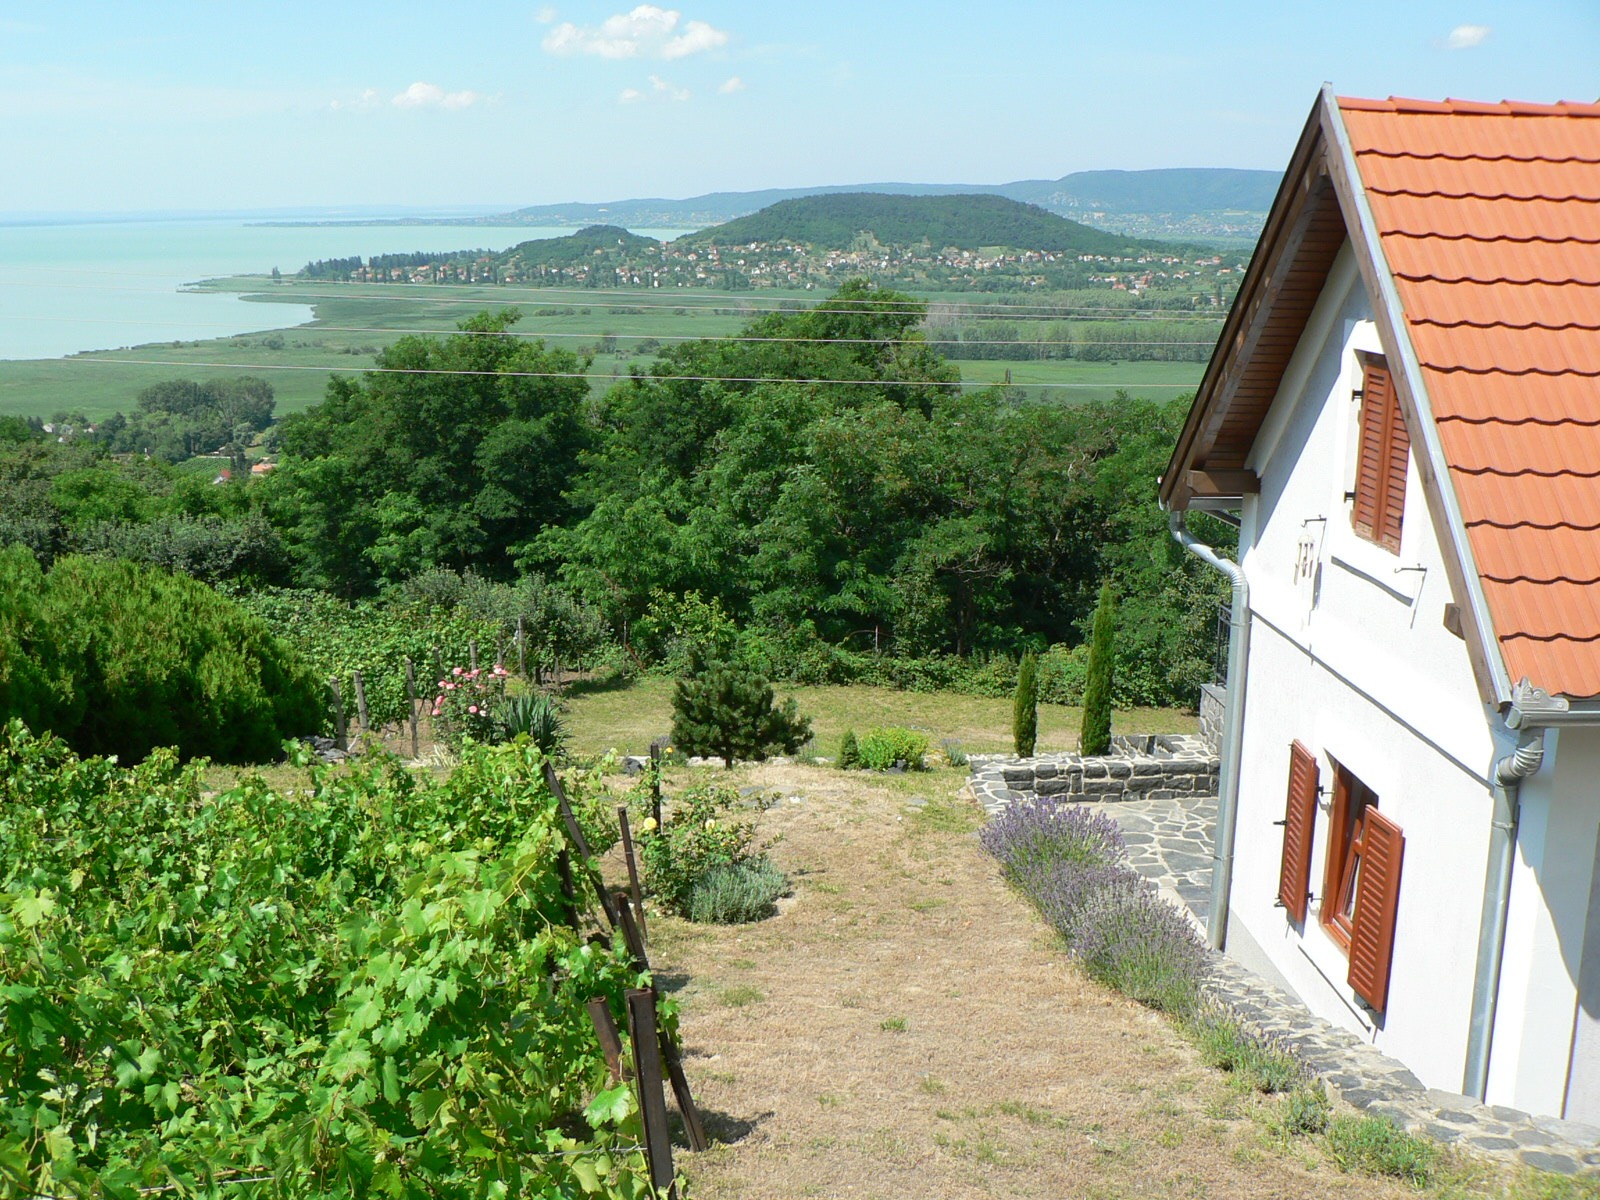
1351,361,1408,552
1278,741,1319,924
1347,809,1405,1012
1352,366,1388,541
1376,365,1410,552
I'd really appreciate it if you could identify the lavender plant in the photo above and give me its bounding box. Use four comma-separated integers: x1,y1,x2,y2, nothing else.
981,796,1210,1015
980,797,1127,882
1070,880,1209,1013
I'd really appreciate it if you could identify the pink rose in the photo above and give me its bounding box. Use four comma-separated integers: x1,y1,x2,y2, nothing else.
468,705,479,715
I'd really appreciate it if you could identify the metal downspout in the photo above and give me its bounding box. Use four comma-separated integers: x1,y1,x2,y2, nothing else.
1463,730,1547,1099
1171,512,1250,951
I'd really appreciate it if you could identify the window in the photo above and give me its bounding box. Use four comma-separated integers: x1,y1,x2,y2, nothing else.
1351,356,1409,553
1320,762,1406,1013
1321,764,1377,948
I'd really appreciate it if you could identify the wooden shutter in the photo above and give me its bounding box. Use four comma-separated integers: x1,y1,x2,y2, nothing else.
1347,809,1405,1012
1278,741,1319,924
1352,361,1409,553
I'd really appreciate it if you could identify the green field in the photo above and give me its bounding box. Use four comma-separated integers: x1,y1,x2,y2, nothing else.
0,276,1208,420
950,357,1203,405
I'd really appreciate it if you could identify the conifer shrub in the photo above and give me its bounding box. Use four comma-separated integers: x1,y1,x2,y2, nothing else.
0,548,321,763
837,728,861,769
670,657,811,768
1013,649,1039,757
1080,581,1117,756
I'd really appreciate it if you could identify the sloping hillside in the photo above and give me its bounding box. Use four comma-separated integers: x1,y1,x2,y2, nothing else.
678,193,1151,254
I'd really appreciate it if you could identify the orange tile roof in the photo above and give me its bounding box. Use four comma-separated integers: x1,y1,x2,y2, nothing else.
1339,96,1600,696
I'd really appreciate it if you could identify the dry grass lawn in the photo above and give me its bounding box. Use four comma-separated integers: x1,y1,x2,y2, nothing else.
566,677,1197,759
623,761,1478,1200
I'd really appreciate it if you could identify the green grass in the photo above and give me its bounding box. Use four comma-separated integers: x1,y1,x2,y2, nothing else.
562,675,1195,759
0,273,1209,420
948,357,1203,406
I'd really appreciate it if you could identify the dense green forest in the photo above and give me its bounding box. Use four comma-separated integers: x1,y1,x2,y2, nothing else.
0,280,1232,715
677,193,1151,253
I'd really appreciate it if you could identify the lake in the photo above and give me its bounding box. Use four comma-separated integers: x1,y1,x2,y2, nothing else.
0,217,691,361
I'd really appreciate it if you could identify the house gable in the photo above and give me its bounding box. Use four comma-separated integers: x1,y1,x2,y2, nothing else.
1167,88,1600,705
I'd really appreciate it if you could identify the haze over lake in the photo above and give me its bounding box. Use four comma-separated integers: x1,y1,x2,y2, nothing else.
0,218,687,361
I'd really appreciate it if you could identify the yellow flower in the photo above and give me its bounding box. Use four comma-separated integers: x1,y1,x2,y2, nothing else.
704,819,716,830
640,817,658,833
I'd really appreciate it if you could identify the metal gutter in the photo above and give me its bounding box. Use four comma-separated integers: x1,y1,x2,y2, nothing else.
1171,512,1249,950
1463,724,1551,1098
1317,84,1514,707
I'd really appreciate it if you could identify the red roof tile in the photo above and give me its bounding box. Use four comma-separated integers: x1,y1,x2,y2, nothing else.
1340,97,1600,696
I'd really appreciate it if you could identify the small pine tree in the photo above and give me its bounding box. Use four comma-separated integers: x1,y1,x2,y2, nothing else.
671,657,813,769
1080,582,1116,756
838,728,861,769
1013,651,1039,757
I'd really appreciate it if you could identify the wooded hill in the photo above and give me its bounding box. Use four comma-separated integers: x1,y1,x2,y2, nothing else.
503,224,661,265
676,193,1153,254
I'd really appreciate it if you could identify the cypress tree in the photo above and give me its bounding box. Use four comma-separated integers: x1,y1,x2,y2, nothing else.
837,728,861,769
1012,651,1039,757
1080,582,1116,756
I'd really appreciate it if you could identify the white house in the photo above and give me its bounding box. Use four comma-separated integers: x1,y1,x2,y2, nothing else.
1161,88,1600,1120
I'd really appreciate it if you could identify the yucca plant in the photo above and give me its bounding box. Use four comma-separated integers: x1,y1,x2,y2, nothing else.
498,692,567,759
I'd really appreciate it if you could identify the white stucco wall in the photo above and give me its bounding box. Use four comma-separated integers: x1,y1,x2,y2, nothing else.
1492,727,1600,1116
1225,243,1513,1095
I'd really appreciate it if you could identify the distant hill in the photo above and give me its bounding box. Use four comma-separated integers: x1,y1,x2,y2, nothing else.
1001,168,1280,215
502,224,660,266
495,168,1281,236
678,193,1149,255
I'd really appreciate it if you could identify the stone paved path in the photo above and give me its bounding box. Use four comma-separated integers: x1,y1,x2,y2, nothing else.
972,767,1600,1177
1083,793,1217,928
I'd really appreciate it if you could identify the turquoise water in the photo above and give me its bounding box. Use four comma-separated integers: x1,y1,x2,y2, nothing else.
0,219,689,361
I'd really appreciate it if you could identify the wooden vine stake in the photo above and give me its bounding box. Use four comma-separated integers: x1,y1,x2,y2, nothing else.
616,805,649,943
626,989,677,1199
404,657,420,758
469,640,479,672
650,743,663,829
351,669,370,736
612,890,707,1153
516,616,527,678
556,849,581,931
330,679,347,752
585,997,626,1084
542,761,621,929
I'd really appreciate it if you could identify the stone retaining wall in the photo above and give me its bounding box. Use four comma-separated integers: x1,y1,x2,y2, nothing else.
969,734,1218,810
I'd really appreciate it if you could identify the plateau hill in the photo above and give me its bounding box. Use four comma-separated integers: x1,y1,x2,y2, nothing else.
679,193,1151,254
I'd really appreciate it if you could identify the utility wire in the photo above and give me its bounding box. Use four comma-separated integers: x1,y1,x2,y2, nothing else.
59,356,1201,390
0,313,1220,347
0,274,1229,321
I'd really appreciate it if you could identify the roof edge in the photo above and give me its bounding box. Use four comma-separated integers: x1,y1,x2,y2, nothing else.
1159,95,1331,511
1319,84,1515,707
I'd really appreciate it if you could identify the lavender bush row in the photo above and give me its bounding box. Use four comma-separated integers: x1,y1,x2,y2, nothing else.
981,796,1209,1015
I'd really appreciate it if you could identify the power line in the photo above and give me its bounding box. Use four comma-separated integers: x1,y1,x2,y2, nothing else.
0,313,1221,347
0,273,1230,321
58,356,1202,390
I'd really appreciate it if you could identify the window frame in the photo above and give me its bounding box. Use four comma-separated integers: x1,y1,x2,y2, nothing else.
1320,762,1378,950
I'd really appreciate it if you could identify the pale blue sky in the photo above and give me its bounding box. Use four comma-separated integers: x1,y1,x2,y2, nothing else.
2,1,1595,214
